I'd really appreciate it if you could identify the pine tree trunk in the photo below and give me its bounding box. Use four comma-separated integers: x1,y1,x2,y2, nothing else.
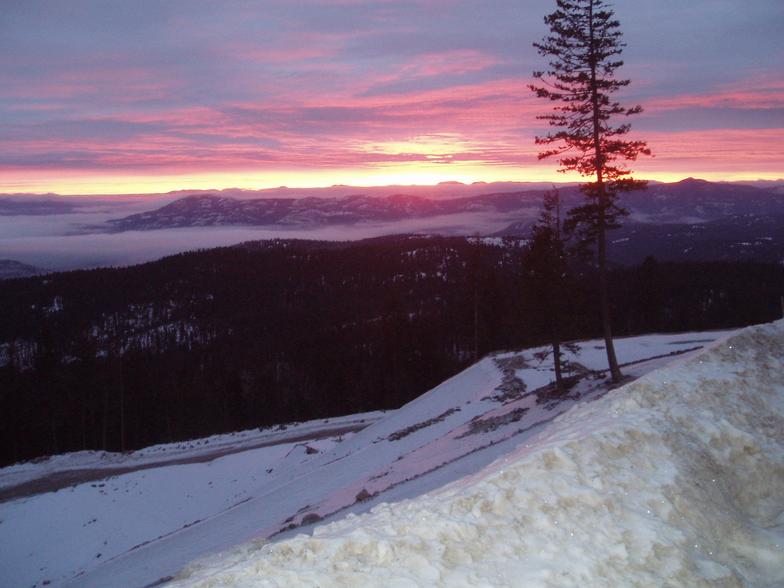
589,0,622,383
551,329,563,393
81,391,87,450
597,203,622,382
50,412,58,454
473,283,479,361
119,380,125,452
101,386,108,450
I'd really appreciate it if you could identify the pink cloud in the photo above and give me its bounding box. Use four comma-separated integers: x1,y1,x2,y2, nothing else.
381,49,500,79
645,75,784,111
1,66,180,103
634,128,784,175
2,60,781,186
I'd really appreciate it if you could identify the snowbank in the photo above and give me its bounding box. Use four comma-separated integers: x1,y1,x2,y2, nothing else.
170,321,784,588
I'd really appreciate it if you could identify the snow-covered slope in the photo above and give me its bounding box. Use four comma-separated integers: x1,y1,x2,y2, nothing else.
0,328,765,588
168,321,784,588
0,412,382,496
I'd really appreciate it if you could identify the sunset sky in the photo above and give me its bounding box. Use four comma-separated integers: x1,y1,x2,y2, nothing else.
1,0,783,195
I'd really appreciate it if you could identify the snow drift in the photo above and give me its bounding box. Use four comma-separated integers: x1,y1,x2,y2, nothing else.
170,321,784,588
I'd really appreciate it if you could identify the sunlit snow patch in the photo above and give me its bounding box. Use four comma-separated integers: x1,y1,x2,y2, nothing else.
170,322,784,588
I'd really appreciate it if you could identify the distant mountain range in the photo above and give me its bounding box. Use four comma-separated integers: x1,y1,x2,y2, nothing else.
106,178,784,232
607,215,783,265
98,179,784,265
2,179,783,269
105,191,545,231
0,259,44,280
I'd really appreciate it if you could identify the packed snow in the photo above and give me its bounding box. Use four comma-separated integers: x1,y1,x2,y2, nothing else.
2,326,778,588
0,412,383,493
168,321,784,588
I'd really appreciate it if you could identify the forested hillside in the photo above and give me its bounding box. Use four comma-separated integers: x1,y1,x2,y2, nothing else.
1,235,781,466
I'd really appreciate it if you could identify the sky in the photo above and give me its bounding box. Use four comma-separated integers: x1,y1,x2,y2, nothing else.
1,0,783,195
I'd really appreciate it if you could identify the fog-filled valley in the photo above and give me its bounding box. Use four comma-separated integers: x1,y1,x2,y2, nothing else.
2,179,784,272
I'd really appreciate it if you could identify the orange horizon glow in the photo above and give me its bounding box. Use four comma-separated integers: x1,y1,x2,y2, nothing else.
3,166,783,197
3,126,783,195
3,95,782,196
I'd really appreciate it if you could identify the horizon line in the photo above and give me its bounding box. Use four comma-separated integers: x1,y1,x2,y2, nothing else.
4,176,784,198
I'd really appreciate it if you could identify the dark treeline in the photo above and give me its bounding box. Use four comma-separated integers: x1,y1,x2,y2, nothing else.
0,235,782,466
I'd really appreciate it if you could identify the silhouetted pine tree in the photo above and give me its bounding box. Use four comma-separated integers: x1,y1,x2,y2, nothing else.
530,0,650,382
523,190,570,391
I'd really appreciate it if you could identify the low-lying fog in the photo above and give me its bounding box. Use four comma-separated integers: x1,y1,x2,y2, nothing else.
0,184,546,271
0,211,520,272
